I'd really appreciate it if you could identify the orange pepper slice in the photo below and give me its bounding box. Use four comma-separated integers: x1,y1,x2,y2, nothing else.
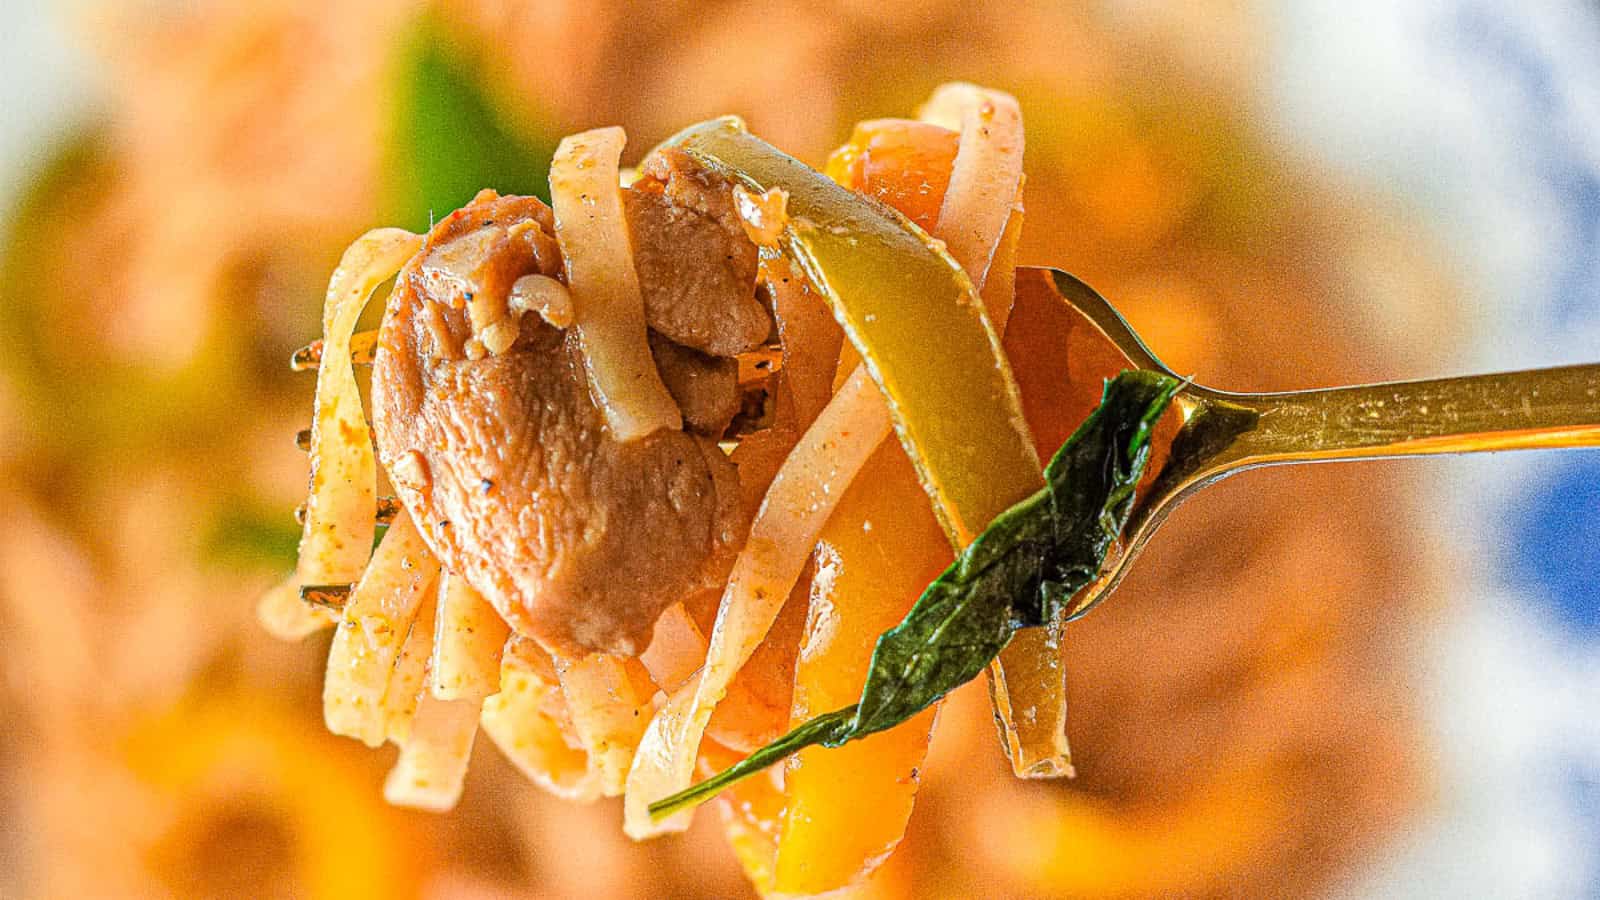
773,442,949,894
771,120,958,895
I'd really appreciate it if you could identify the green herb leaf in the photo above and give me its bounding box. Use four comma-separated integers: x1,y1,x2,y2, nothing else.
202,500,304,570
386,15,558,233
649,369,1181,819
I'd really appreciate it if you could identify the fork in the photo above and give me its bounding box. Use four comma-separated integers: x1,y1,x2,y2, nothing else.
1022,266,1600,622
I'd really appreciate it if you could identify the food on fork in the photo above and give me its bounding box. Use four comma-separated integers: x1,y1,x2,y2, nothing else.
261,82,1180,894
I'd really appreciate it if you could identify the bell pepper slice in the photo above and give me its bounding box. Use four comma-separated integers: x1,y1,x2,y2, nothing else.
683,118,1070,779
668,117,1043,547
771,119,959,894
772,442,949,894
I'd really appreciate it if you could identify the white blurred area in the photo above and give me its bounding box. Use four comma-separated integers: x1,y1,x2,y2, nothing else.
1266,3,1600,898
0,0,90,213
4,2,1597,897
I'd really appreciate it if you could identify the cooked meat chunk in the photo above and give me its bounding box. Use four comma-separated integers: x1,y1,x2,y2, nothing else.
649,331,740,437
625,148,773,357
371,189,746,656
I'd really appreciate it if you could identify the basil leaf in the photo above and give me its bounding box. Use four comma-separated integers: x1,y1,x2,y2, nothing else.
203,500,303,570
386,15,558,232
650,369,1181,819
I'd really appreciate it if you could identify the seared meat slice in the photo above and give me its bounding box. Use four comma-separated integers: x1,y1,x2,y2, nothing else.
625,148,773,357
372,189,746,656
649,331,740,437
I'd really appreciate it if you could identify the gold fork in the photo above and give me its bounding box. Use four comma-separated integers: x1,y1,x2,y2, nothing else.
1024,266,1600,621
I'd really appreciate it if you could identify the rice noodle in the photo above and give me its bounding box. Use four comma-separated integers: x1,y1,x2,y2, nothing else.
323,509,442,747
624,366,892,837
258,227,422,639
482,641,602,802
549,126,680,441
429,572,510,702
556,651,657,796
383,689,481,811
380,587,439,745
917,84,1025,308
384,577,485,811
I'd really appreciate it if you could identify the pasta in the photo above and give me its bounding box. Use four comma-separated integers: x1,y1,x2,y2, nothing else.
430,572,510,702
259,228,423,639
323,509,441,747
549,126,681,441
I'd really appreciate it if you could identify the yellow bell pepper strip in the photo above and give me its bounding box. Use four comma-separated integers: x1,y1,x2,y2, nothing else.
772,118,962,895
668,116,1043,546
702,110,1070,780
985,237,1078,778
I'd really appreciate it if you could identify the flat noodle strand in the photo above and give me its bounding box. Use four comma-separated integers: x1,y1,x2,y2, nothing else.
259,227,422,638
624,366,892,837
556,652,656,797
549,126,680,441
482,638,602,802
384,690,481,811
917,83,1025,305
385,578,485,812
323,509,442,747
380,587,440,745
430,572,510,702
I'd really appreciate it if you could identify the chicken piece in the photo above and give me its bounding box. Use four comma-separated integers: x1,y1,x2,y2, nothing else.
649,331,740,437
372,188,749,656
626,148,773,356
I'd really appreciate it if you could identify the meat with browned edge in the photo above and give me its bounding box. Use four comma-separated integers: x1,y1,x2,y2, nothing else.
372,152,768,656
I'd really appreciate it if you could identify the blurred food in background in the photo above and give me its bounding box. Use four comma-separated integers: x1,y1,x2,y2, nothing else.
0,2,1456,898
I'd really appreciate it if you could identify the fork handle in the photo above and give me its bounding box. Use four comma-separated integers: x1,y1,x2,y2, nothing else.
1194,363,1600,470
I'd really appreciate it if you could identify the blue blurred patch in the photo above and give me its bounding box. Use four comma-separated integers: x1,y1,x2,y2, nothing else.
1507,454,1600,636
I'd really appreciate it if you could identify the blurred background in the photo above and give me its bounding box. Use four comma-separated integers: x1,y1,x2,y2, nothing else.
1,1,1597,898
